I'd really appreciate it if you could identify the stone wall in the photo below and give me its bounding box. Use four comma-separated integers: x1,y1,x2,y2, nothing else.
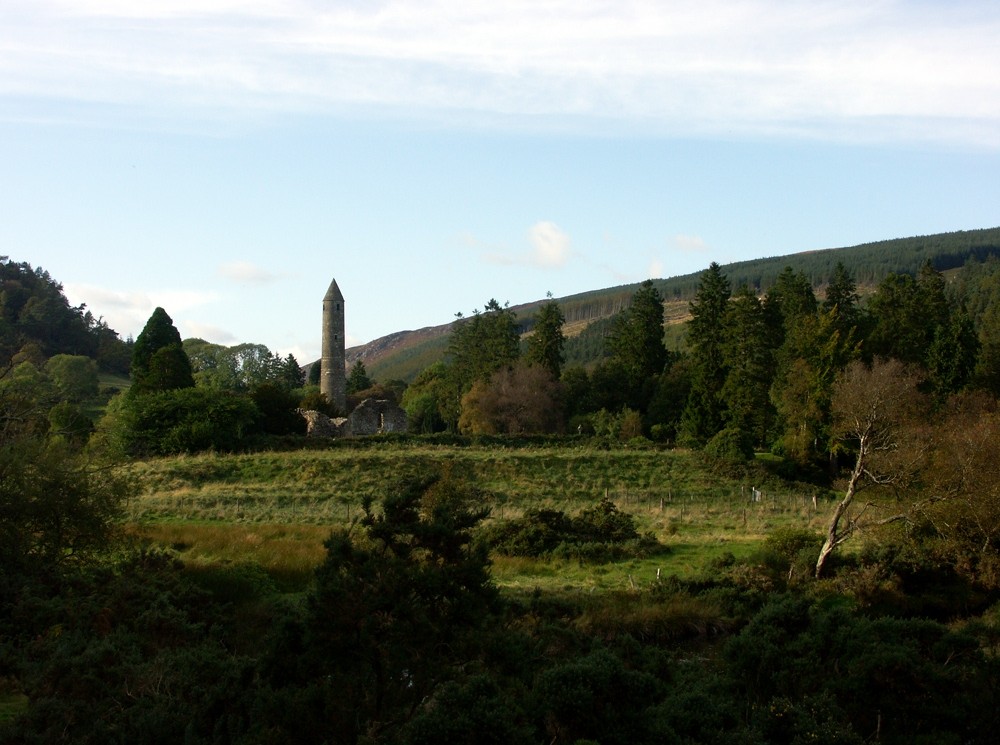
301,398,408,437
300,410,349,438
348,398,408,435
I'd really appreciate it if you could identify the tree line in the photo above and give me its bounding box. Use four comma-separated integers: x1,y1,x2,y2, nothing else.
400,257,997,452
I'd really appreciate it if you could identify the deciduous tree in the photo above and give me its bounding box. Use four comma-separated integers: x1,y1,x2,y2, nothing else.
401,361,450,434
445,299,520,429
1,366,132,578
918,393,1000,586
816,358,930,577
458,364,563,435
44,354,99,403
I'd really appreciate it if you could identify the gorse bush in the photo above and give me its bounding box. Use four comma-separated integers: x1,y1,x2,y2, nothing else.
480,498,663,562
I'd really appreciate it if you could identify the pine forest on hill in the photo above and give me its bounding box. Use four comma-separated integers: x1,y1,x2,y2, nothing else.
356,226,1000,381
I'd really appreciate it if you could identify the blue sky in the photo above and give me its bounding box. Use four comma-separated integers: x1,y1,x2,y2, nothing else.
2,1,999,364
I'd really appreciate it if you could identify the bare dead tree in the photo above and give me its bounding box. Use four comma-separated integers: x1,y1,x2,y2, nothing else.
815,358,931,578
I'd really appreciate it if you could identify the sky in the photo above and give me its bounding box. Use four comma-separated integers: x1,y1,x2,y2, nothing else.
2,1,999,364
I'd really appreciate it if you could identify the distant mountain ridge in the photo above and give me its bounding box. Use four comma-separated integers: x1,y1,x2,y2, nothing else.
349,227,1000,382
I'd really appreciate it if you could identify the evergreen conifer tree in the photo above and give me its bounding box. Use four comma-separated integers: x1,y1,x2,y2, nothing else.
679,263,731,446
822,261,862,339
606,280,667,384
525,296,566,379
129,307,194,395
720,286,774,447
347,359,373,394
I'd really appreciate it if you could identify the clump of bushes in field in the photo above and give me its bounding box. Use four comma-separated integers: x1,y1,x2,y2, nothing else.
480,498,664,562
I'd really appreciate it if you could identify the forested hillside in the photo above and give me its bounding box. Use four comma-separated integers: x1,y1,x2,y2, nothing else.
357,226,1000,381
0,257,131,374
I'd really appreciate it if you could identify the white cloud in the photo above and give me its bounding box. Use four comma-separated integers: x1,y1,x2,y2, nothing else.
670,234,708,253
146,290,220,314
479,221,572,268
62,283,150,338
217,261,282,283
62,282,218,339
183,320,238,345
3,1,999,146
648,258,664,279
527,221,571,267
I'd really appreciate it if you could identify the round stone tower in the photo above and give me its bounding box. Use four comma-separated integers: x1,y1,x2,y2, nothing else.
320,278,347,414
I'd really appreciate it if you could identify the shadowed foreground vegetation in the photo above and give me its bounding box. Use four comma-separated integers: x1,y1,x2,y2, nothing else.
6,441,1000,743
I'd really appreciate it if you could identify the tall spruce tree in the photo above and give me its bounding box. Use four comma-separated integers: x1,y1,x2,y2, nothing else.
765,267,817,350
822,261,862,340
605,280,667,410
720,286,774,447
679,263,731,446
927,305,979,397
868,262,951,366
606,280,667,382
347,359,373,394
770,308,860,466
525,296,566,379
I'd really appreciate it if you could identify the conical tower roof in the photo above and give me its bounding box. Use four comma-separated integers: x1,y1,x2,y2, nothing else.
324,278,344,302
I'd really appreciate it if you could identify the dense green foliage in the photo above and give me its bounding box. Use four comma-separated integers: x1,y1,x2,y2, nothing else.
0,257,130,373
366,227,1000,383
100,386,262,457
524,296,566,378
0,387,131,577
346,358,372,393
447,299,521,406
130,307,195,395
678,262,731,445
186,338,304,392
480,498,662,562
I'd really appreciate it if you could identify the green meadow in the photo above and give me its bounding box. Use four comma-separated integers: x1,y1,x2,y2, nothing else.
125,440,831,593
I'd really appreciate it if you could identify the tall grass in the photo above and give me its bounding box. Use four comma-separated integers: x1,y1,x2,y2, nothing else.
124,442,832,591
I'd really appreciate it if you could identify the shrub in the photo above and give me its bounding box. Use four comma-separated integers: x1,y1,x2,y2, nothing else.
252,383,307,436
98,388,261,457
724,594,996,744
481,499,661,562
705,426,754,462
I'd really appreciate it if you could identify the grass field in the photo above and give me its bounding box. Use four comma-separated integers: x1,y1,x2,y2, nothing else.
125,441,833,593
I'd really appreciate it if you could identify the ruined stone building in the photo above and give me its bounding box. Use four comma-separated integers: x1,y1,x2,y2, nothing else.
308,277,407,438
